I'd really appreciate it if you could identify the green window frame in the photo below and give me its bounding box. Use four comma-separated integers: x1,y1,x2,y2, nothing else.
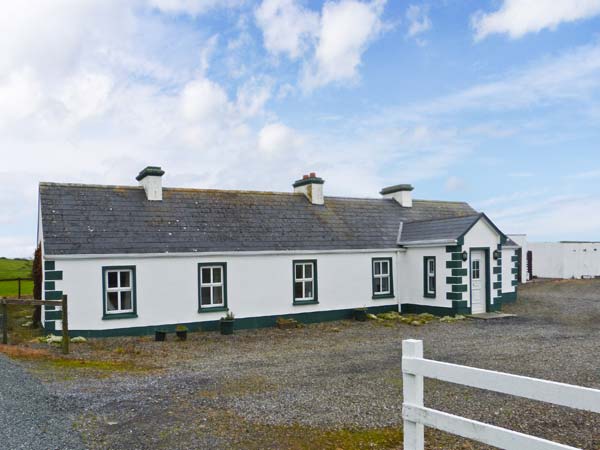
423,256,436,298
293,260,318,305
198,263,228,313
372,257,394,299
102,266,137,320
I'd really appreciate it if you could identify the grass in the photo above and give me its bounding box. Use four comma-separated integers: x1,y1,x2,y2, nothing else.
0,257,33,297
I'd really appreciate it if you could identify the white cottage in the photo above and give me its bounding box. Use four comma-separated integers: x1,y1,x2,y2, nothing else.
37,167,520,337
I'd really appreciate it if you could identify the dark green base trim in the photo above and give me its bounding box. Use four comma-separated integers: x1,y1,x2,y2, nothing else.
43,321,56,333
65,305,400,338
490,301,502,312
502,291,517,303
401,302,470,317
293,300,319,306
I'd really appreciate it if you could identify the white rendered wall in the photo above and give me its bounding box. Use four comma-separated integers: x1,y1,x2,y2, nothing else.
397,246,447,307
48,251,398,331
529,242,600,279
507,234,528,282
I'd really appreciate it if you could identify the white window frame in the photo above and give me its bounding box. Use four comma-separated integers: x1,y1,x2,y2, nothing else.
293,261,317,303
199,265,225,308
104,268,134,315
373,259,392,296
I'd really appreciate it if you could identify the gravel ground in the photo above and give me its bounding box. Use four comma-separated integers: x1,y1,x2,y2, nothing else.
9,279,600,449
0,354,83,450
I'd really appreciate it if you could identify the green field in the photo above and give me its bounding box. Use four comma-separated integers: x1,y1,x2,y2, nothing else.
0,258,34,297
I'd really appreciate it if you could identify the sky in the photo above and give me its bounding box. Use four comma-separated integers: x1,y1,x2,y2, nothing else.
2,0,600,258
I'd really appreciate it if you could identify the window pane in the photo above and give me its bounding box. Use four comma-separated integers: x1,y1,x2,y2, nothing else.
212,286,223,305
120,271,130,288
212,267,222,283
429,260,435,273
305,263,312,279
382,277,389,293
107,292,118,310
121,291,132,310
375,277,382,293
429,276,435,292
201,287,211,305
295,264,303,280
305,281,313,299
107,272,118,288
294,282,303,299
374,262,381,275
201,268,211,284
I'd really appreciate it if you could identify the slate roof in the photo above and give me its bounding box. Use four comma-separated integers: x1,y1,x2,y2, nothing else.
398,215,482,245
39,183,478,255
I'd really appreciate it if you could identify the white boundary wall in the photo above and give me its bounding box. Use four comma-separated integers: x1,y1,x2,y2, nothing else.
530,242,600,279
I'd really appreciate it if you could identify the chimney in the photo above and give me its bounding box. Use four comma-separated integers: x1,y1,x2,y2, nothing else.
293,172,325,205
136,166,165,201
380,184,414,207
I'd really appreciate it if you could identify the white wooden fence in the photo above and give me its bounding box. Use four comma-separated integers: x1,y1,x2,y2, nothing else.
402,339,600,450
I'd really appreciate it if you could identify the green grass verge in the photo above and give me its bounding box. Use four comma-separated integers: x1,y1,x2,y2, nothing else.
0,258,33,297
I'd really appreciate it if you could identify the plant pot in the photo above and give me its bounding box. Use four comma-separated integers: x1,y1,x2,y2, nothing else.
176,330,187,341
354,309,368,322
220,319,234,335
155,330,167,341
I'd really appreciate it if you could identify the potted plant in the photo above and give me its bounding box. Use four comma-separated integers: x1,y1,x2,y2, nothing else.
353,307,368,322
220,311,235,335
175,325,188,341
155,329,167,341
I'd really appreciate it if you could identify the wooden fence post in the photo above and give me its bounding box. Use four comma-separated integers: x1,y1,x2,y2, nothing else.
1,302,7,345
17,278,21,299
61,295,69,355
402,339,424,450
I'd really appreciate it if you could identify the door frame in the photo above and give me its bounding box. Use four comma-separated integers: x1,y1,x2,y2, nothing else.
469,248,491,313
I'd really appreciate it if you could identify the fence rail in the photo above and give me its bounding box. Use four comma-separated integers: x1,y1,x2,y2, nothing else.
0,295,69,354
0,277,34,299
401,339,600,450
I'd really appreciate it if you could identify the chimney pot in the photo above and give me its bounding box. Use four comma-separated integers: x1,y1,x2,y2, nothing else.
293,173,325,205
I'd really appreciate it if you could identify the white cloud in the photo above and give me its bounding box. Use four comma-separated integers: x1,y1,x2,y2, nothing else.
445,176,465,192
406,4,431,38
472,0,600,41
255,0,319,59
180,78,230,122
258,122,304,155
303,0,387,89
148,0,243,16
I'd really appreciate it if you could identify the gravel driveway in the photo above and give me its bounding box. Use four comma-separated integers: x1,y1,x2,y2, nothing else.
0,354,83,450
9,279,600,449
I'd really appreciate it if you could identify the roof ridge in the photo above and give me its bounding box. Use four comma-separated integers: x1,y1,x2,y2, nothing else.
403,213,481,225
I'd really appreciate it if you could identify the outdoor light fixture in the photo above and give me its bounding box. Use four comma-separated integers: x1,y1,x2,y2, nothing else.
461,251,468,262
493,250,501,260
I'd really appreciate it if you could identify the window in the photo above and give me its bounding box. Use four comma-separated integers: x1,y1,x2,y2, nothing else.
198,263,227,312
372,258,394,299
293,260,318,304
424,257,436,298
472,259,481,279
102,266,137,319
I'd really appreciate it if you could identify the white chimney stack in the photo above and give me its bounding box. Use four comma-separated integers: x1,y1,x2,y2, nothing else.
136,166,165,201
380,184,413,207
293,172,325,205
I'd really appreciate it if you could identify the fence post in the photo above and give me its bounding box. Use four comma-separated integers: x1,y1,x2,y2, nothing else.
1,302,7,345
61,295,69,355
403,339,424,450
18,278,21,299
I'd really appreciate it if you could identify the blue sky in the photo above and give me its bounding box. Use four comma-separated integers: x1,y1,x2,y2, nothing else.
2,0,600,257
